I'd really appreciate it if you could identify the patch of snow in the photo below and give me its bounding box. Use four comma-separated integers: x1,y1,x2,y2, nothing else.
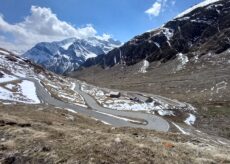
176,17,190,21
14,72,27,78
62,54,70,59
167,41,172,47
46,82,60,89
175,0,221,19
194,55,199,63
114,56,117,64
184,103,197,112
0,73,18,83
139,60,150,73
86,52,97,60
0,87,13,100
0,56,29,78
184,113,196,125
106,100,149,111
61,42,73,50
176,53,189,71
0,50,10,55
190,19,212,25
19,80,40,104
0,81,40,104
172,122,190,135
59,94,75,101
154,42,160,48
158,109,174,116
96,90,104,97
71,82,76,90
162,28,174,40
5,84,15,90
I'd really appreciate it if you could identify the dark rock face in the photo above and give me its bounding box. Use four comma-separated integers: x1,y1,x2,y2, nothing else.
83,0,230,68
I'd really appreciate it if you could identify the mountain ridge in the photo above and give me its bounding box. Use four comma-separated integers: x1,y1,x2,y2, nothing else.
81,0,229,68
23,37,121,74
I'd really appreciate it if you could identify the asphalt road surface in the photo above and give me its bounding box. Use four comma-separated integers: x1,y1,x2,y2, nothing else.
24,78,170,132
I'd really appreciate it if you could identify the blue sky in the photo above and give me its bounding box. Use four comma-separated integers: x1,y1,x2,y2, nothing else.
0,0,202,51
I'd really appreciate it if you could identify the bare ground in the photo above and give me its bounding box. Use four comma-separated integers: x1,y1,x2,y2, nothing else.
0,103,230,164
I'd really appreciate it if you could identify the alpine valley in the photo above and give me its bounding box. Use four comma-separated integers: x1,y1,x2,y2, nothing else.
0,0,230,163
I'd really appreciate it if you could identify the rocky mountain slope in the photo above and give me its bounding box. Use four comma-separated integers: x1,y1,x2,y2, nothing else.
82,0,230,68
23,37,121,74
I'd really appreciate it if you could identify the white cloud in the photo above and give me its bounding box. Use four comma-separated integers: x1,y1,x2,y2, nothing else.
0,6,112,53
145,0,176,18
171,0,176,6
96,33,112,41
145,2,162,17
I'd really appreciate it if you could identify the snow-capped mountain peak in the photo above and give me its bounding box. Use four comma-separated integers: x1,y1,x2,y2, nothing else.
175,0,222,19
23,37,121,74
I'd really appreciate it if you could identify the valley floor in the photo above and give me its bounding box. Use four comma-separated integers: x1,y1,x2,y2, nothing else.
71,50,230,139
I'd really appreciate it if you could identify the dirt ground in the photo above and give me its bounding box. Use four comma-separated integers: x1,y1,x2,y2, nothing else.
0,103,230,164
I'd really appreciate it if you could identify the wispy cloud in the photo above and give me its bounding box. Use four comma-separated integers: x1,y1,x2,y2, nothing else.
0,6,111,53
145,2,162,17
145,0,176,18
171,0,176,6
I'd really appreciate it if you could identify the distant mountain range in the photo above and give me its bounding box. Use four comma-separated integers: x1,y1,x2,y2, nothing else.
23,37,121,74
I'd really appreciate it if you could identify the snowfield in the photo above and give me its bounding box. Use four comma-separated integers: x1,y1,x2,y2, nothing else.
0,48,85,106
19,80,40,104
0,50,10,55
0,51,34,78
176,53,189,71
0,80,40,104
5,84,15,90
0,72,18,83
184,113,196,126
139,60,150,73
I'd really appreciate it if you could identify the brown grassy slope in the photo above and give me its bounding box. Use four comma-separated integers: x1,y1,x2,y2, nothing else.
0,104,230,164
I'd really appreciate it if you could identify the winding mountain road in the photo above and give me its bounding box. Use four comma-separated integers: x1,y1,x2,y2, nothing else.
25,78,170,132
